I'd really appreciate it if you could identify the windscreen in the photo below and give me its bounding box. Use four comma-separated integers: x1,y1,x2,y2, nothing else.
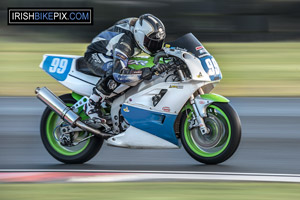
165,33,222,81
165,33,210,57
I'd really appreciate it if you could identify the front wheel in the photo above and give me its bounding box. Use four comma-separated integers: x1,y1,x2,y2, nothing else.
40,94,103,164
180,102,241,164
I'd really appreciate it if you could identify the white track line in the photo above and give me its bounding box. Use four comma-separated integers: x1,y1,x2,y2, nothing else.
1,169,300,177
1,169,300,182
67,173,300,183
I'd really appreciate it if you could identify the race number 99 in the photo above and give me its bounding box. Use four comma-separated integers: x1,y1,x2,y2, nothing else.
42,55,73,81
205,58,220,76
49,58,69,74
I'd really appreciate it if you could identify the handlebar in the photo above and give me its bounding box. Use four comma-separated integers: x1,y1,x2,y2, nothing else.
153,51,169,64
152,51,183,75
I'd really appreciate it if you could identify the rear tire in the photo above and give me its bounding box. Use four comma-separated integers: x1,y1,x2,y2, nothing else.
40,94,103,164
180,102,241,164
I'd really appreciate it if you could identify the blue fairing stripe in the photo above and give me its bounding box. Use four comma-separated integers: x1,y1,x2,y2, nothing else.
121,104,178,145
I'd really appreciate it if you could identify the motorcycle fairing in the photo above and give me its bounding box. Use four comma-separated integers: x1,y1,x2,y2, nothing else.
164,33,222,82
40,54,100,96
40,54,150,97
113,81,208,146
121,104,178,145
106,126,179,149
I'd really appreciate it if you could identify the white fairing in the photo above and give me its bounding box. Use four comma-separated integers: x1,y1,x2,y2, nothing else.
107,80,209,148
123,81,206,114
164,48,211,82
40,54,98,96
106,126,179,149
39,54,130,97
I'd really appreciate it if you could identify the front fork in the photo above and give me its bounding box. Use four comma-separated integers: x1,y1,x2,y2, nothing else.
189,90,213,135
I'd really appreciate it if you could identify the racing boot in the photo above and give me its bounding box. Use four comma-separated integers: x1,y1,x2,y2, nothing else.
84,88,107,124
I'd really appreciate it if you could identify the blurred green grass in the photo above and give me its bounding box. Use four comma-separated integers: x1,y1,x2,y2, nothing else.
1,182,300,200
0,42,300,96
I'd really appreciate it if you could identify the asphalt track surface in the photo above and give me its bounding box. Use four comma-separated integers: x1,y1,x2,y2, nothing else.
1,97,300,175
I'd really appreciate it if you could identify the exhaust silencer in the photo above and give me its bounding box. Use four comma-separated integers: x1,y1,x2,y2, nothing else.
35,87,111,138
35,87,79,126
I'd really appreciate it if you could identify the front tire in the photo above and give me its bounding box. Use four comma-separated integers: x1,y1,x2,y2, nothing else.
40,94,103,164
180,102,241,164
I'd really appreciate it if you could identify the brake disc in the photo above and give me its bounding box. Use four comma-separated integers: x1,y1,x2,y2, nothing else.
190,114,224,149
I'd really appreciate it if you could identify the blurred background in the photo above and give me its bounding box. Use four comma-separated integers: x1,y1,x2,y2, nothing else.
1,1,300,198
0,0,300,96
2,0,300,42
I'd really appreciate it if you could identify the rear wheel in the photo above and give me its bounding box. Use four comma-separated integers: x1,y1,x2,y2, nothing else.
40,94,103,164
180,102,241,164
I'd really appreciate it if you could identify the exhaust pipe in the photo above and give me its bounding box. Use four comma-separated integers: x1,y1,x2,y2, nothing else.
35,87,79,126
35,87,111,138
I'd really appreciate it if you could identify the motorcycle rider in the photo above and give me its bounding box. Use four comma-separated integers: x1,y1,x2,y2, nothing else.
84,14,166,122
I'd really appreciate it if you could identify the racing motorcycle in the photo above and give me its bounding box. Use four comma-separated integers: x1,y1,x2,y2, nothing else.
35,33,241,165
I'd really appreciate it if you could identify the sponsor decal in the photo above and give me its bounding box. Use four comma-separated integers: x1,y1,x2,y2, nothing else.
169,85,183,89
197,72,202,78
132,70,142,74
195,46,203,51
199,101,205,104
128,60,148,66
162,106,171,112
123,107,130,113
8,8,93,25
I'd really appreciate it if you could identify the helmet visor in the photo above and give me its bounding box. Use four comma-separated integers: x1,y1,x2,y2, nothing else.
143,36,164,54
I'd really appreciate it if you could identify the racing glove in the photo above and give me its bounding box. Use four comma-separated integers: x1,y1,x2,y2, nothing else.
141,68,152,80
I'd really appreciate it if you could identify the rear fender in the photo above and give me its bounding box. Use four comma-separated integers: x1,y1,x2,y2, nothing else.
71,92,83,101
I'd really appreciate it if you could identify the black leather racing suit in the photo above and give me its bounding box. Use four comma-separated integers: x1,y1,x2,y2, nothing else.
84,17,143,95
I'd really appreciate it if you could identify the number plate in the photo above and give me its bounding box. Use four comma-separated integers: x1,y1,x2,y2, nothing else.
42,56,73,81
199,56,222,81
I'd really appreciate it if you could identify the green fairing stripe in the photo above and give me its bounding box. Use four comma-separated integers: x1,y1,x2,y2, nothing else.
200,93,229,103
46,103,90,156
128,55,168,70
184,105,231,157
